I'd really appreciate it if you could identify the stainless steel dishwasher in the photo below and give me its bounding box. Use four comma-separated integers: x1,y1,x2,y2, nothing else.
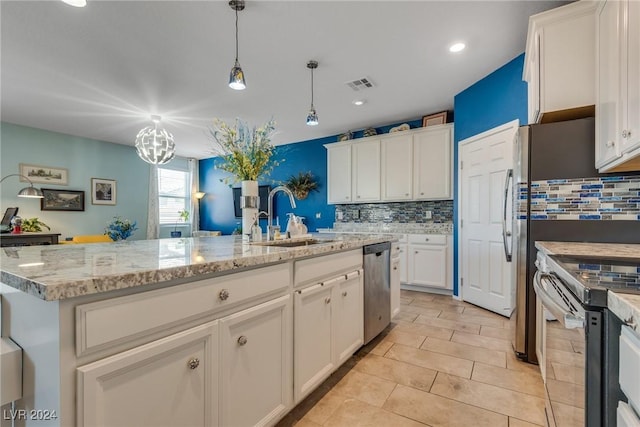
363,242,391,344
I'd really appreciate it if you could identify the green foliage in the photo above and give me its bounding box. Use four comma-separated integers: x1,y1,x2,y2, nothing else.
21,217,50,232
209,118,281,186
175,209,189,231
286,171,319,200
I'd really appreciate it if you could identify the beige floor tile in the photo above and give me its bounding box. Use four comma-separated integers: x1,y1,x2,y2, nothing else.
508,417,543,427
421,337,506,368
399,296,415,305
409,299,465,313
400,304,442,318
383,329,427,348
430,372,546,425
546,323,583,341
370,339,394,356
451,331,513,352
550,362,584,385
323,397,425,427
383,383,508,427
551,401,584,426
506,351,544,376
471,363,545,398
294,418,323,427
438,311,506,328
331,370,397,408
414,315,481,334
546,348,584,366
407,292,437,303
480,325,513,341
430,294,467,306
546,378,584,408
546,336,575,352
302,390,347,425
355,353,437,392
385,343,473,378
393,311,419,323
392,321,455,341
461,305,509,320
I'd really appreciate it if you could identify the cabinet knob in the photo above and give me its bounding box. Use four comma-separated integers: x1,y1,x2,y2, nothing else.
342,291,348,297
325,297,331,304
393,266,398,271
622,130,631,138
606,140,615,148
405,193,409,196
187,358,200,370
415,251,419,254
425,238,429,242
420,192,424,195
357,195,361,199
219,289,230,301
237,336,248,346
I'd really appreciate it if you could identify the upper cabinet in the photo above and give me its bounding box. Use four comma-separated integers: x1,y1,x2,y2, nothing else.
325,124,453,204
523,1,598,124
596,0,640,172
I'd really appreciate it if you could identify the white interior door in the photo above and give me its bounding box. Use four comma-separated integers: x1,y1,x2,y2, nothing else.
459,121,517,316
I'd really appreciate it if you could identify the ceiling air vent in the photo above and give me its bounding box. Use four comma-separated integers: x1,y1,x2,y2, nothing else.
345,77,375,92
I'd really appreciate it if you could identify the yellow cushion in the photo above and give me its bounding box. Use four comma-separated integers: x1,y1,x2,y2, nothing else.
72,235,113,243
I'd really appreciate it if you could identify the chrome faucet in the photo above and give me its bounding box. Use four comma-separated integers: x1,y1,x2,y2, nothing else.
267,186,296,240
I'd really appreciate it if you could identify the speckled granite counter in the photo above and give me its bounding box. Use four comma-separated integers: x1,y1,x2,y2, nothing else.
318,222,453,235
0,233,394,301
535,241,640,333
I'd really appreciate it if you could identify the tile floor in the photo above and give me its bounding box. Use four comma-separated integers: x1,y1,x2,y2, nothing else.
279,290,546,427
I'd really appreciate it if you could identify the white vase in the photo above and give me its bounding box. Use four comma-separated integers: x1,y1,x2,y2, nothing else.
241,180,259,242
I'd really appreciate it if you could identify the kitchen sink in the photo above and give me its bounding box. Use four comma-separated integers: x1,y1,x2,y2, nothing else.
251,238,334,247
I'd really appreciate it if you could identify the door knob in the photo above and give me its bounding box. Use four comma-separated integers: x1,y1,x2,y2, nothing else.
219,289,230,301
237,336,248,346
187,358,200,370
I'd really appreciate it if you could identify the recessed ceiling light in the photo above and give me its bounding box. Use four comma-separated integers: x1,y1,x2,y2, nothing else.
61,0,87,7
449,42,466,53
353,100,366,106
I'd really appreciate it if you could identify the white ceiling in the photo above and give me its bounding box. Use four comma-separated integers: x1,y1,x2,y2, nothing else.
1,0,568,160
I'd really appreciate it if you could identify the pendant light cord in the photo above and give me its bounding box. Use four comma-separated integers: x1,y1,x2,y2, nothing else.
310,67,314,108
235,6,239,62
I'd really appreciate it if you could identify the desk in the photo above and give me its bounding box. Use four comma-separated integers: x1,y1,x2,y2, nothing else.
0,233,61,247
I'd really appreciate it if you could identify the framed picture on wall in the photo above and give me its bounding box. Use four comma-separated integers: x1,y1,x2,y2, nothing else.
40,189,85,211
19,163,68,185
91,178,117,205
422,111,448,127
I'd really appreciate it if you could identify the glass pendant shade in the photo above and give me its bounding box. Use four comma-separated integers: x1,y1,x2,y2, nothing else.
306,108,319,126
229,60,246,90
135,117,176,165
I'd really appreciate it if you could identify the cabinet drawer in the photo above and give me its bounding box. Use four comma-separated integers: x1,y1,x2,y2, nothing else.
408,234,447,245
294,249,362,287
620,325,640,412
76,263,290,357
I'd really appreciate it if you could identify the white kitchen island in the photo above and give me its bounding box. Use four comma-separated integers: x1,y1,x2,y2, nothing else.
0,233,394,427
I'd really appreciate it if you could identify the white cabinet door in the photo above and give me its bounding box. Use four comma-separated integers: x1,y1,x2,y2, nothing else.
293,283,334,403
398,243,408,284
408,245,448,289
77,322,219,427
596,0,622,168
620,0,640,155
327,143,352,204
333,271,363,366
413,125,452,200
381,134,413,201
220,295,292,427
390,257,401,318
352,140,381,202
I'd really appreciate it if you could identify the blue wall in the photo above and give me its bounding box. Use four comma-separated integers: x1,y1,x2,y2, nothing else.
199,119,423,235
452,53,528,295
1,122,150,240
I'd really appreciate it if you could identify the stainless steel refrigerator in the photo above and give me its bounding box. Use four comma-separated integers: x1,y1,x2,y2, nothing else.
510,117,640,363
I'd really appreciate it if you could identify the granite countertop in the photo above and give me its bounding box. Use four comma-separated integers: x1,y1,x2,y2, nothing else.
318,222,453,235
0,233,395,302
535,241,640,332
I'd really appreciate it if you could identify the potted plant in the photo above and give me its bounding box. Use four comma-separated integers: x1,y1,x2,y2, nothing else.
104,216,137,241
171,209,189,238
21,217,50,232
285,171,319,200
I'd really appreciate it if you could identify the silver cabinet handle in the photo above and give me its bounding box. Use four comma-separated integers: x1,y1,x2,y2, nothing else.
237,336,248,346
342,291,348,297
325,297,331,304
187,358,200,370
219,289,230,301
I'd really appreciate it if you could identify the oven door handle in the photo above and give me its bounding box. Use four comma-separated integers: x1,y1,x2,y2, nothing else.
533,271,584,329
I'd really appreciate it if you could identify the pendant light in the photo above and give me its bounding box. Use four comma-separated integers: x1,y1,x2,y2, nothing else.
228,0,246,90
135,115,176,165
306,60,319,126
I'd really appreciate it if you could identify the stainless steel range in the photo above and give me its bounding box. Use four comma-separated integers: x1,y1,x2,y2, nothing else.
534,251,640,427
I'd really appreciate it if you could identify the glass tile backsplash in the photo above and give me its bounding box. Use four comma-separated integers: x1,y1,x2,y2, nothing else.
335,200,453,223
518,175,640,220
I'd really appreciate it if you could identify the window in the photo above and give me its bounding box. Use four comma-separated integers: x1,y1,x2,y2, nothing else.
158,168,190,225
